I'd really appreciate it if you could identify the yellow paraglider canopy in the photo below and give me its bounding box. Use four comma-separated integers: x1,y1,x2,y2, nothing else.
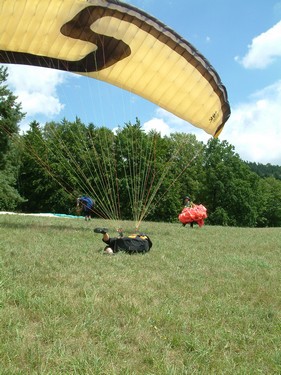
0,0,230,137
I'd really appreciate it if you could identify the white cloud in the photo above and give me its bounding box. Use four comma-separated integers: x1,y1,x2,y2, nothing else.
6,65,67,120
142,117,172,136
221,80,281,165
236,20,281,69
15,91,63,118
143,81,281,165
143,107,212,143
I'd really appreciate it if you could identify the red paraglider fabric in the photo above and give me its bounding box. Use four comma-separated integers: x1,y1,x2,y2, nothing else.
178,204,207,227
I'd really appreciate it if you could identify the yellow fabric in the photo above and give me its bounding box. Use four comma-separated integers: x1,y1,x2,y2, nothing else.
0,0,230,136
128,234,147,241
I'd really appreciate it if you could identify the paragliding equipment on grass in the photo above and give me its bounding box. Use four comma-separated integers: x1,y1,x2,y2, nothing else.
0,0,230,228
179,204,208,228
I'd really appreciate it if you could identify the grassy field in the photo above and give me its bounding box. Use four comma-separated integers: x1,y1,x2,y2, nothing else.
0,214,280,374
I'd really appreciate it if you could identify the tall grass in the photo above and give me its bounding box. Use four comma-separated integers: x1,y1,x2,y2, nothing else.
0,214,280,374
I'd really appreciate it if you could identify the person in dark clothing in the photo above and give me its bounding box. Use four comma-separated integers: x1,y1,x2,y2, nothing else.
94,227,152,255
77,196,95,221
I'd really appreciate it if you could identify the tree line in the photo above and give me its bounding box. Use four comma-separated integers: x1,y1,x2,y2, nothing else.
1,66,281,227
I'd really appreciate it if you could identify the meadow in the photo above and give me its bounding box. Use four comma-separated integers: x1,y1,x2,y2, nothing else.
0,214,280,374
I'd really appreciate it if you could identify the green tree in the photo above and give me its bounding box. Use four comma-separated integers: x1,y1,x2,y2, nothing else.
257,177,281,227
114,121,158,221
202,138,260,227
169,133,205,203
144,130,181,222
19,120,73,213
0,66,25,210
247,161,281,180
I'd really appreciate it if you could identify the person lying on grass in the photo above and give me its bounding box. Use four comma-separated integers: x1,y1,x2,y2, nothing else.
94,228,152,255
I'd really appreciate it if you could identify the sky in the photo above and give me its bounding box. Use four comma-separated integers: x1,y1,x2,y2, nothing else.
4,0,281,165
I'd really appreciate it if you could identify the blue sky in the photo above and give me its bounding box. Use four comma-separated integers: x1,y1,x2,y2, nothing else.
5,0,281,165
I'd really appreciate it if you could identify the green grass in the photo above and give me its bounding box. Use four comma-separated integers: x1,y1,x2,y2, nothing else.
0,214,280,374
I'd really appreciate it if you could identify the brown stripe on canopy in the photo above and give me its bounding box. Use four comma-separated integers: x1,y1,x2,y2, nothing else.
0,0,230,136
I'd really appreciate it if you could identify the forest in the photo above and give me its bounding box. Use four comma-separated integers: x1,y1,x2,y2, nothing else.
1,66,281,227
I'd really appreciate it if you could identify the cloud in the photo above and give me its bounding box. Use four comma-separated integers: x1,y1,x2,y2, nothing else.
143,81,281,165
236,20,281,69
142,117,172,136
221,80,281,165
142,107,212,143
6,65,67,121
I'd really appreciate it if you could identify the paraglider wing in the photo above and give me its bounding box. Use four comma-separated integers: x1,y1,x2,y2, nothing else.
179,204,208,227
0,0,230,136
